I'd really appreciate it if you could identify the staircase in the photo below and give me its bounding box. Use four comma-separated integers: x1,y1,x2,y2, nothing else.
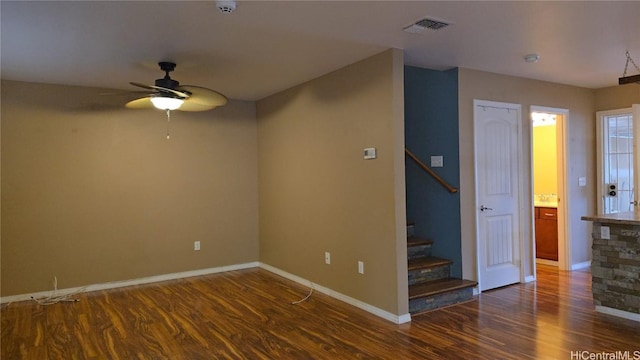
407,222,477,315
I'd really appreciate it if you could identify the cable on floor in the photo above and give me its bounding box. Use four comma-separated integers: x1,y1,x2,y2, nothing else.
30,276,84,306
291,285,314,305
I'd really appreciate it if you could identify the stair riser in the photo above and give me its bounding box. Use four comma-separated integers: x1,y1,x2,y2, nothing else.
409,287,474,313
408,265,449,286
407,244,432,260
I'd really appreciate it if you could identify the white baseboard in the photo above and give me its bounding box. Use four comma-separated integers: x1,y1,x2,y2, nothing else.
0,262,260,304
571,261,591,271
0,262,411,324
524,275,536,283
595,306,640,322
3,261,412,325
259,262,411,324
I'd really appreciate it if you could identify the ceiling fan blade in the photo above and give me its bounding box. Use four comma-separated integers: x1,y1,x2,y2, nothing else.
178,85,228,111
100,90,150,96
130,82,155,91
179,100,219,112
130,82,190,98
125,97,154,109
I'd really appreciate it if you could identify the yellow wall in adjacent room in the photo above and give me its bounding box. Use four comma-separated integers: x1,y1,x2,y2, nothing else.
533,124,558,195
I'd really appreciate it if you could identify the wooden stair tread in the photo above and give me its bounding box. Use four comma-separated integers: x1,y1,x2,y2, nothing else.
408,256,452,271
407,236,433,247
409,278,478,299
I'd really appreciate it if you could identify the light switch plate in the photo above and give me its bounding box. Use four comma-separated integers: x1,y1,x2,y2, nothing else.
578,177,587,187
363,147,377,160
431,155,443,167
601,226,610,240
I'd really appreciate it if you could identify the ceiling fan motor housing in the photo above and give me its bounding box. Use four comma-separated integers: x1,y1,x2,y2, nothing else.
155,77,180,92
156,62,181,95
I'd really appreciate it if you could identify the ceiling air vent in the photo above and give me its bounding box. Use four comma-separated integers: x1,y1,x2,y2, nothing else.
403,17,450,34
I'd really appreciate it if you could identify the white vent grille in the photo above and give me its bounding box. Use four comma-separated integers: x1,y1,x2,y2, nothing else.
403,17,450,33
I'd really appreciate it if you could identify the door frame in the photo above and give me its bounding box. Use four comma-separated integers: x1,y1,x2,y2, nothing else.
530,106,570,273
596,106,637,214
473,99,525,292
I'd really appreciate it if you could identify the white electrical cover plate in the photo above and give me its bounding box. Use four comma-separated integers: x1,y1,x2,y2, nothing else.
431,155,443,167
578,177,587,187
364,147,377,160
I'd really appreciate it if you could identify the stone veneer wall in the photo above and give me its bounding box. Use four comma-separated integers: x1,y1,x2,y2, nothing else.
591,222,640,314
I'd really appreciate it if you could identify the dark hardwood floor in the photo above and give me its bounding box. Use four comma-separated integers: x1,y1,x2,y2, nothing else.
2,265,640,359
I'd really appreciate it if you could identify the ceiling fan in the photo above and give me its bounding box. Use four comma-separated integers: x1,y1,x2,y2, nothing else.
126,62,228,112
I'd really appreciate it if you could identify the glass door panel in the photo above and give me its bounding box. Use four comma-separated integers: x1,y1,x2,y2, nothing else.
601,111,634,214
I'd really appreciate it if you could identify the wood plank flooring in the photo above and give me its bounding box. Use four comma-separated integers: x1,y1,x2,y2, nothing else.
2,265,640,359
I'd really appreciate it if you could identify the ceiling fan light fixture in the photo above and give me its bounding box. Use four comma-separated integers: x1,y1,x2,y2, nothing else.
151,96,184,111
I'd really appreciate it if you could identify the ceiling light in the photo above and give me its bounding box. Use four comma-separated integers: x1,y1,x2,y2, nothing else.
151,96,184,111
524,54,540,63
532,112,556,127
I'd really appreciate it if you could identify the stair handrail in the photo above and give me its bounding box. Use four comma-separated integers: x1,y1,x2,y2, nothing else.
405,148,458,194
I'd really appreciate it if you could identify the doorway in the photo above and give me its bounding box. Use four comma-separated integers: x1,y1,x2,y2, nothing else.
531,106,569,271
596,105,640,214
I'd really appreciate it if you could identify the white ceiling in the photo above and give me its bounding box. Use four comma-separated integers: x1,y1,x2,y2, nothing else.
2,1,639,101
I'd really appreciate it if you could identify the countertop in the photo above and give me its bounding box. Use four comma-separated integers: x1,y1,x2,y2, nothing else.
534,201,558,208
581,212,640,226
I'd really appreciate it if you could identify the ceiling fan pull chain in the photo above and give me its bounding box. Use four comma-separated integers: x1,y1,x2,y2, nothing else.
166,109,171,140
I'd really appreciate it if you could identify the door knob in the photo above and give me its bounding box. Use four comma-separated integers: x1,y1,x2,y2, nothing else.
480,205,493,211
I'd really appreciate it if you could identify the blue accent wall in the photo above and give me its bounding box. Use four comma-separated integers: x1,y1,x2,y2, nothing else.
404,66,461,278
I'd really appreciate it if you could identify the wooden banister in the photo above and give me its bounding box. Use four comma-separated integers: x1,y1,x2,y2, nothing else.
405,148,458,194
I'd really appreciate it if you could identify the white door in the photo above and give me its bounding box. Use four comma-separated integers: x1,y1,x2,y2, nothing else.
597,104,640,214
474,100,522,291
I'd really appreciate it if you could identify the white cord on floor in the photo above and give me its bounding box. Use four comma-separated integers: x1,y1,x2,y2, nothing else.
291,285,314,305
31,276,84,306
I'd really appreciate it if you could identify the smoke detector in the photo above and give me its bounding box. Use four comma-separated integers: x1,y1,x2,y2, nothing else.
524,54,540,63
216,0,236,14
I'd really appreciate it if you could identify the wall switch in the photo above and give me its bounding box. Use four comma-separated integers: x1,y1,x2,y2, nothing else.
363,148,377,160
194,241,201,251
325,252,331,264
600,226,610,240
430,155,443,167
358,261,364,274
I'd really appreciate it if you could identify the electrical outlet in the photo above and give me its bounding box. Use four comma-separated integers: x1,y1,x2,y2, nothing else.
194,241,201,251
358,261,364,274
325,252,331,264
600,226,610,240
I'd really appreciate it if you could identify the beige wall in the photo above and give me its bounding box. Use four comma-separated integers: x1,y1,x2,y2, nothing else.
458,69,596,280
595,84,640,111
1,80,259,296
257,49,407,315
